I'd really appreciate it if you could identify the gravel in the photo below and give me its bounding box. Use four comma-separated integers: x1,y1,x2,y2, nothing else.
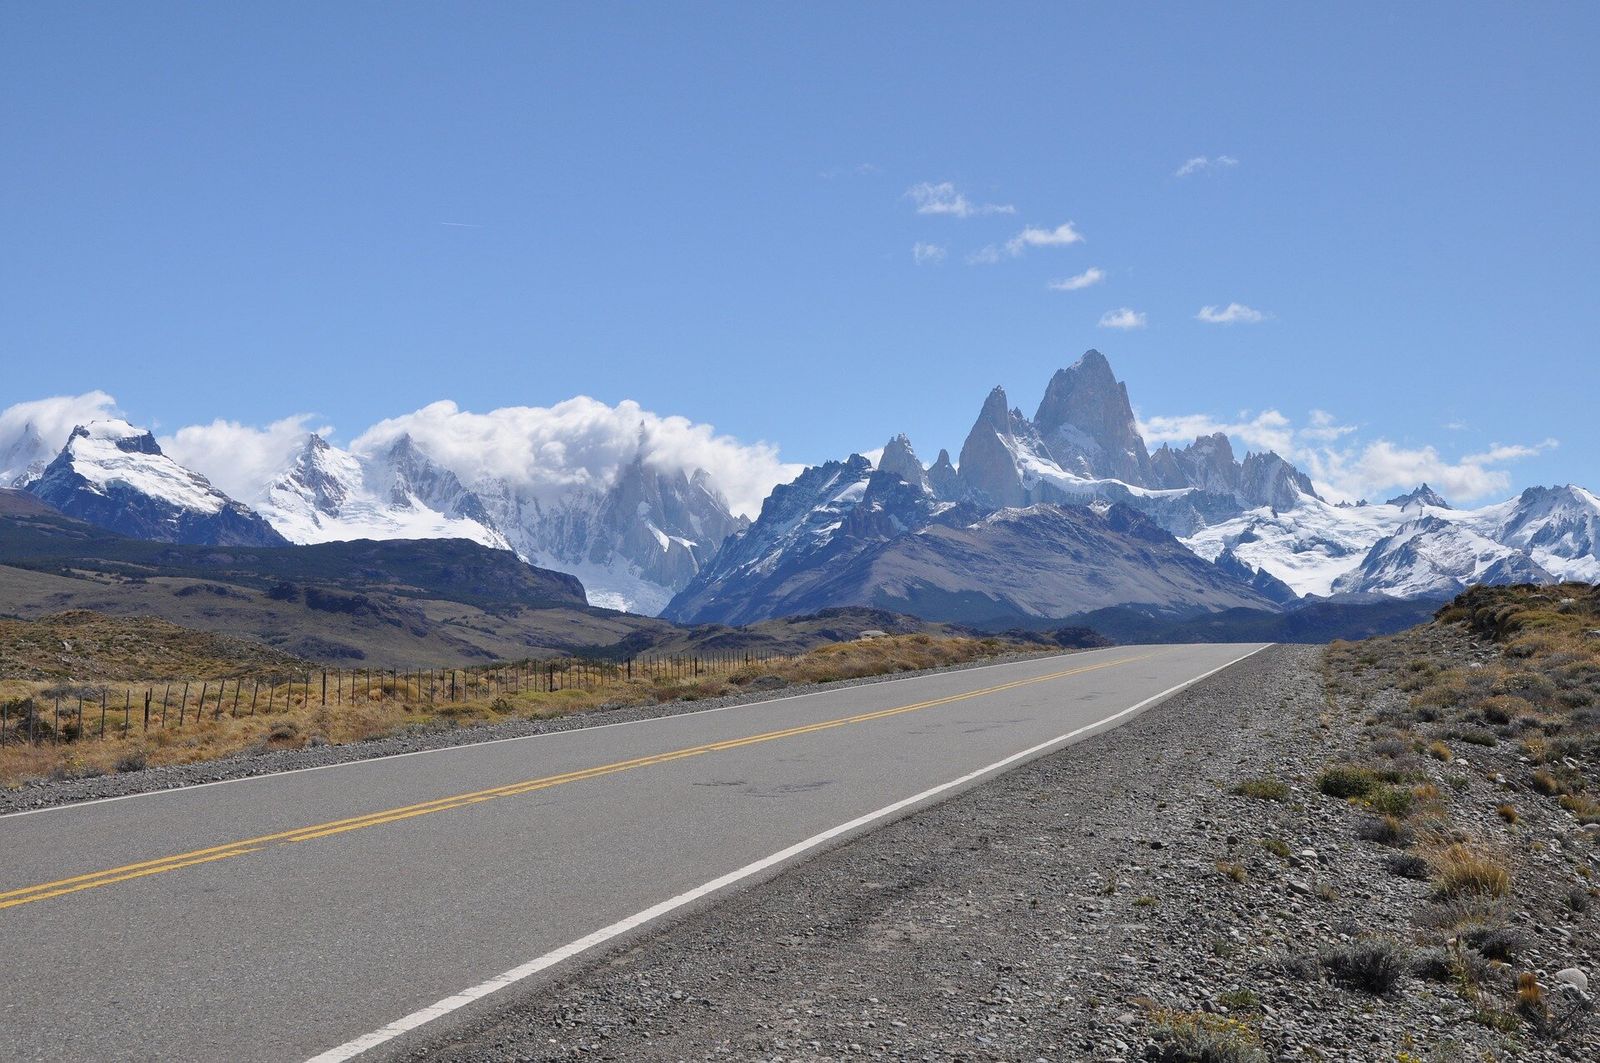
375,641,1596,1062
0,650,1064,815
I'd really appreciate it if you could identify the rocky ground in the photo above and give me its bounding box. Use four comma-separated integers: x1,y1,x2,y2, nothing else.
380,631,1599,1062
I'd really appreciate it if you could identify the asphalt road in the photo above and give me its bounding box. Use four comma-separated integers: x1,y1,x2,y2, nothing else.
0,643,1266,1062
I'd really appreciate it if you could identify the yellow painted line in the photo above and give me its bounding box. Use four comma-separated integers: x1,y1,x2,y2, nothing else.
0,652,1156,912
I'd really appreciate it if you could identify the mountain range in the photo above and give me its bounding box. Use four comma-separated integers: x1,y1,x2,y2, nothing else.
3,349,1596,630
664,350,1599,625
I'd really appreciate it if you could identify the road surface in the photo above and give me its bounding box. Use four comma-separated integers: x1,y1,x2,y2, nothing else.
0,643,1266,1061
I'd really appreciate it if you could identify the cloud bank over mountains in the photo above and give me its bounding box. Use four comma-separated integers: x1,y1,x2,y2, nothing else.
0,377,1560,525
1137,407,1557,504
151,397,797,521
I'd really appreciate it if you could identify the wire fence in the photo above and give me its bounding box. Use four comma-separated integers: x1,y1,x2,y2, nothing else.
0,650,794,747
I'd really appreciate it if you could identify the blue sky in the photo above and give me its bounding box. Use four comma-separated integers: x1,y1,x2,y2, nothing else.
2,3,1595,506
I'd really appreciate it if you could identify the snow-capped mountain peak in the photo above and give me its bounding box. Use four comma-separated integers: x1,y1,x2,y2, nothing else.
876,433,932,495
25,419,287,546
0,421,51,489
1385,483,1452,510
256,433,508,551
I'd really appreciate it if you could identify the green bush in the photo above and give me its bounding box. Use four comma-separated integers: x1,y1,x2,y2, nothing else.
1365,785,1415,816
1231,777,1290,801
1318,764,1379,799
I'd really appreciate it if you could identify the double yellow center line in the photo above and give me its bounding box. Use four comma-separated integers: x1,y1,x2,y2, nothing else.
0,652,1152,913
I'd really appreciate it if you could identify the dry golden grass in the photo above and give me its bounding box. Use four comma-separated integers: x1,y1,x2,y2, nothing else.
1428,843,1511,900
0,634,1034,788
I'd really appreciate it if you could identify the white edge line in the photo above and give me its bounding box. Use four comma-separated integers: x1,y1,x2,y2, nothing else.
0,645,1126,822
303,643,1271,1063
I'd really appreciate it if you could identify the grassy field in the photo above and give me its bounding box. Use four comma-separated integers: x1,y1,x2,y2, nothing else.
0,627,1037,788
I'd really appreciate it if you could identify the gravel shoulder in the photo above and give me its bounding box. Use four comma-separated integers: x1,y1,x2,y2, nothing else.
0,650,1061,815
381,639,1596,1062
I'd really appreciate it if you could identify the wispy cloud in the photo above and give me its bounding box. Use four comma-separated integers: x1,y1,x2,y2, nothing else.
1006,222,1083,254
1175,154,1239,178
161,414,333,504
970,221,1086,265
0,390,121,484
1196,302,1267,324
1138,406,1556,504
905,181,1015,218
438,221,484,228
912,242,946,265
1098,307,1146,330
1048,267,1105,291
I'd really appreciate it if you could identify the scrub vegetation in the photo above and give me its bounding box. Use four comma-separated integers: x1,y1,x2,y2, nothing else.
0,622,1040,788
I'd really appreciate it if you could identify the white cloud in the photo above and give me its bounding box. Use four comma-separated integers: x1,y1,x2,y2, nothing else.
1048,267,1105,291
1314,442,1513,503
1302,409,1355,443
905,181,1014,218
0,390,121,484
1138,405,1555,504
912,242,946,265
1139,409,1301,455
1006,222,1084,254
1196,302,1267,324
1175,154,1239,178
970,221,1087,265
161,414,332,504
1466,440,1559,464
351,396,801,519
1098,307,1147,330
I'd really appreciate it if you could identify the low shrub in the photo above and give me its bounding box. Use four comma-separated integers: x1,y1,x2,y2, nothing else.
1559,793,1600,824
1320,937,1409,994
1318,764,1378,799
1215,988,1261,1012
1415,895,1508,932
114,748,148,773
1430,844,1511,900
1387,852,1431,880
1464,925,1525,962
1365,786,1414,817
1357,815,1413,848
1231,777,1290,801
1481,696,1531,726
1147,1010,1266,1063
1411,947,1454,982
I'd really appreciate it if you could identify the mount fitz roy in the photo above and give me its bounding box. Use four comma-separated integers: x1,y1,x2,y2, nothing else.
3,348,1596,624
665,350,1599,625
